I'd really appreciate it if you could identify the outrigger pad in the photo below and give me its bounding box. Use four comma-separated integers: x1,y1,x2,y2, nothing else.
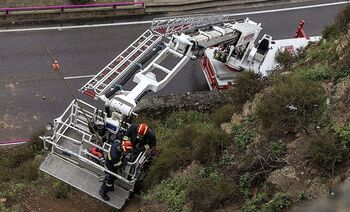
40,153,130,209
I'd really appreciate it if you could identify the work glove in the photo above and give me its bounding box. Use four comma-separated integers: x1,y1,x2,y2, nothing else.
123,136,129,141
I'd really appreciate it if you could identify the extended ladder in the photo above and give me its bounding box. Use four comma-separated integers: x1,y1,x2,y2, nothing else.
79,30,162,99
151,13,235,35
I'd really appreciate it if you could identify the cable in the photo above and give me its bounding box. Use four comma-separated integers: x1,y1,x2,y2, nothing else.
43,44,103,144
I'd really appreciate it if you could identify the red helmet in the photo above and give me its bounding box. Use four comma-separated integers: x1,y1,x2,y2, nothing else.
137,123,149,136
121,140,133,152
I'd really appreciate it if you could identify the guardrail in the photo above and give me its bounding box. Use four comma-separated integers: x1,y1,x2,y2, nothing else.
0,139,31,146
0,2,145,15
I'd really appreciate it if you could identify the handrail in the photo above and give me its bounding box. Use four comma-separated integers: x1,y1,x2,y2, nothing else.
0,2,145,15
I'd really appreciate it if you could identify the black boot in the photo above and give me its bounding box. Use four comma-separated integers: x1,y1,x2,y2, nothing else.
99,189,110,201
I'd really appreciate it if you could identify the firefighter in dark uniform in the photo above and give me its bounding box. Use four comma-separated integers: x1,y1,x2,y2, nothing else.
123,123,156,154
99,140,133,201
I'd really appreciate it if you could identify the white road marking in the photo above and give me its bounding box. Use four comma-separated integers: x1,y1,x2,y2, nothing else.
64,74,95,79
0,1,347,33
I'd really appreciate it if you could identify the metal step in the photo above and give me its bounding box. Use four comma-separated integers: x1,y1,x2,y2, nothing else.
40,153,130,209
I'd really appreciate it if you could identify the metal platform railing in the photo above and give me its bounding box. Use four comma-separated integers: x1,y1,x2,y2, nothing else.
80,29,162,99
41,99,146,184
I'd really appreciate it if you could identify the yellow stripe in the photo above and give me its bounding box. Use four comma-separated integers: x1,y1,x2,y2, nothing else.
108,151,111,161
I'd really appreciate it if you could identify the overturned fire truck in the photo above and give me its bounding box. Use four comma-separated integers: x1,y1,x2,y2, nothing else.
39,14,319,209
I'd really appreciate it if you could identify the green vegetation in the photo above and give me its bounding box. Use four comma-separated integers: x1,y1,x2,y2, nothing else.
146,166,236,212
143,111,228,189
242,192,291,212
275,50,295,67
211,104,238,126
269,140,287,157
256,74,326,137
232,123,253,150
230,71,264,108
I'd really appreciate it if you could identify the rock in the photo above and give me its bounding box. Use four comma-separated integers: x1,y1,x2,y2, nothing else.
221,122,232,134
310,168,319,175
267,166,298,190
231,113,243,124
42,96,46,100
344,177,350,184
306,177,328,198
0,198,6,204
332,76,350,126
332,175,343,188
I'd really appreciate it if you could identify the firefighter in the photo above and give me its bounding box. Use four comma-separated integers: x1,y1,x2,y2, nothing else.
99,140,133,201
123,123,156,155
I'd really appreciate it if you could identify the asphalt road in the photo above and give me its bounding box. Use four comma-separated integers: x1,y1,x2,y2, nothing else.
0,1,348,140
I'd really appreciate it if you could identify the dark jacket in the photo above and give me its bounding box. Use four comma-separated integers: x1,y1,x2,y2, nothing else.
125,124,156,152
105,141,126,172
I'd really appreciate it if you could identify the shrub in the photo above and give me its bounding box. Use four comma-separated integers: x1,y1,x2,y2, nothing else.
334,67,350,82
53,180,71,199
297,191,307,202
144,123,228,188
231,71,264,108
275,50,294,67
335,4,350,34
269,140,287,157
322,24,341,41
256,74,326,136
154,173,190,212
188,169,236,211
336,122,350,147
211,104,238,126
296,66,332,82
148,167,236,211
219,150,235,166
262,193,291,212
242,192,269,212
239,172,252,198
232,124,253,150
308,133,346,169
306,40,337,64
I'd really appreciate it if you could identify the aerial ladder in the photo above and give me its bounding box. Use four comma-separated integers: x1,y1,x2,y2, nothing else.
39,14,316,209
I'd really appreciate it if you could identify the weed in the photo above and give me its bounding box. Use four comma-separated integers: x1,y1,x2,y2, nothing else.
239,173,252,198
262,192,291,212
219,150,235,166
269,141,287,157
242,192,269,212
232,124,253,150
297,191,307,202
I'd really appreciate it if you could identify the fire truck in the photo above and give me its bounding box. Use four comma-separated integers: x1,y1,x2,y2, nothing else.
39,14,319,209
